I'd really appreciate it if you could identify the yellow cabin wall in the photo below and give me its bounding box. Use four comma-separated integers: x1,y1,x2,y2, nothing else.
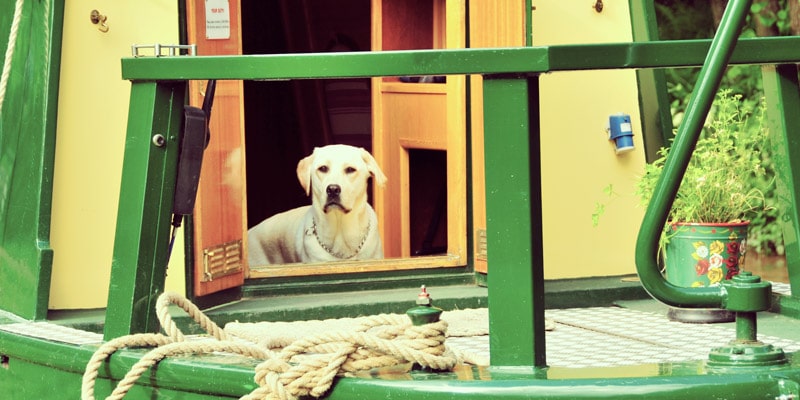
47,0,647,308
533,0,647,279
49,0,184,309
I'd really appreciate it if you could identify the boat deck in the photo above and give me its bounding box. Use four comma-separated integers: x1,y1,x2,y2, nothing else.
448,283,800,368
3,282,800,370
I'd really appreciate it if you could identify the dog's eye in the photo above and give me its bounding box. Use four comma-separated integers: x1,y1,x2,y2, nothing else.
318,165,329,173
345,167,356,174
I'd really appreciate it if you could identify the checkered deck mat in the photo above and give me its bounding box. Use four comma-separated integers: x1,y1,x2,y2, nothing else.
447,305,800,368
772,281,792,296
0,321,103,345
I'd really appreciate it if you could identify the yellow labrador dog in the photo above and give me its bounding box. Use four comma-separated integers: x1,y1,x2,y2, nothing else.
247,144,387,265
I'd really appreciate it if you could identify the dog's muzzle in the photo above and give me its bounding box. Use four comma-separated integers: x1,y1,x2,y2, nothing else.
324,184,349,213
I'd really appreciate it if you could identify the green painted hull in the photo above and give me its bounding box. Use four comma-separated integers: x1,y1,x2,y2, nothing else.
3,326,800,399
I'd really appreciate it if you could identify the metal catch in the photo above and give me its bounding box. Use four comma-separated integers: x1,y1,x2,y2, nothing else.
476,229,488,261
202,240,243,282
131,44,197,57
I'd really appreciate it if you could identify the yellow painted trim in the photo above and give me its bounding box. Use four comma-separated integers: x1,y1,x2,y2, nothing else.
49,0,182,309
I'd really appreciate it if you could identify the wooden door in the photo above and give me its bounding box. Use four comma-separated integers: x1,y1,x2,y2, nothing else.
468,1,527,273
185,0,247,296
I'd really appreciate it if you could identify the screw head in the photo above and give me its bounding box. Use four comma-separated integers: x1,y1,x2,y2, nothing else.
152,134,166,147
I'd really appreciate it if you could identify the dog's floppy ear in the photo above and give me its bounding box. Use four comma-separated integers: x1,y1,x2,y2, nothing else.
360,148,387,187
296,150,315,196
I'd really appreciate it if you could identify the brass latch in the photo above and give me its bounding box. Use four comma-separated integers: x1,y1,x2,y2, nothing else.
202,240,243,282
476,229,488,261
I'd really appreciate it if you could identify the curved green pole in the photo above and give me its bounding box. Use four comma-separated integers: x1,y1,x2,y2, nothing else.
635,0,752,308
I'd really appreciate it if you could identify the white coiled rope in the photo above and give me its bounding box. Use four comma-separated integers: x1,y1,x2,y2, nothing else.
0,0,26,117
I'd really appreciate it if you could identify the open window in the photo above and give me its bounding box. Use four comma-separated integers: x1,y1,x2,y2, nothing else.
186,0,469,296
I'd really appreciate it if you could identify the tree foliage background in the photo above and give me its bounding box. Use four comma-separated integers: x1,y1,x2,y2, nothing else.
655,0,800,255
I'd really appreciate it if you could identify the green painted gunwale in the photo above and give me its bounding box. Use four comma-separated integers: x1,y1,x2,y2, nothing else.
3,325,800,399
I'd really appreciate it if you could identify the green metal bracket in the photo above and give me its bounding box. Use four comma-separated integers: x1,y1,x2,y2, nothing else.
762,63,800,299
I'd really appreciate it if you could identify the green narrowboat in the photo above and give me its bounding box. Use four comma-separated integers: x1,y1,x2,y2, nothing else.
5,0,800,398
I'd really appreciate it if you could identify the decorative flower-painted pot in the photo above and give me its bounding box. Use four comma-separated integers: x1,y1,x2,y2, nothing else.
664,222,748,288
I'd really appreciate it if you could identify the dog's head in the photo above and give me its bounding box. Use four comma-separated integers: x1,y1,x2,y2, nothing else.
296,145,387,214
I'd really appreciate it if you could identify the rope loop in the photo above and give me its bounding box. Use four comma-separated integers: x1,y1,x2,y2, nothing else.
83,291,457,400
81,333,174,400
157,290,228,341
0,0,26,116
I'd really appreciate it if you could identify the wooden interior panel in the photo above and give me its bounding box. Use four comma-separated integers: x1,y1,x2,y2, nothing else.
374,5,448,258
378,0,434,83
382,89,448,148
381,0,434,50
371,0,466,262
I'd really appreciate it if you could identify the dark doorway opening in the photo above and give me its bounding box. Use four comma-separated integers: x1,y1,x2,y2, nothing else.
241,0,372,227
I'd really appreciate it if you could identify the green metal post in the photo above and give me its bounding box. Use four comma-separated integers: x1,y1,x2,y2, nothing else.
483,74,545,368
762,64,800,298
104,81,185,340
635,0,752,308
736,312,757,341
629,0,673,162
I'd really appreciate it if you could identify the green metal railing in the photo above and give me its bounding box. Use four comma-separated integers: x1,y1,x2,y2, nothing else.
110,0,800,368
633,0,751,308
633,0,787,367
121,36,800,81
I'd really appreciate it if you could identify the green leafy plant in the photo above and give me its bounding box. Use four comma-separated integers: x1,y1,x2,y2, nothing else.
591,184,618,228
653,0,788,255
635,90,773,231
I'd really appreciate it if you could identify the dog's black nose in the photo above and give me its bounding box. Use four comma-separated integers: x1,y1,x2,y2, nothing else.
326,184,341,197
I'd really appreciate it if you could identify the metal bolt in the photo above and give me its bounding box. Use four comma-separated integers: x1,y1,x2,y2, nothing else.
407,285,442,326
152,134,166,147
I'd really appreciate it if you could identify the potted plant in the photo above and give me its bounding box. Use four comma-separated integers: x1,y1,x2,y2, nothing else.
634,90,773,321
